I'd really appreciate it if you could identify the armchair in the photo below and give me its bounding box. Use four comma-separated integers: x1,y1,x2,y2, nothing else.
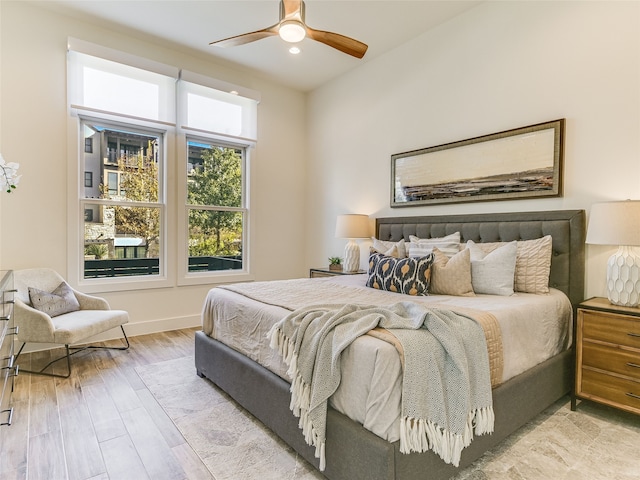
13,268,129,378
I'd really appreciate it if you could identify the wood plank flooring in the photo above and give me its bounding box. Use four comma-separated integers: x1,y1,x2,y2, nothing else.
0,328,213,480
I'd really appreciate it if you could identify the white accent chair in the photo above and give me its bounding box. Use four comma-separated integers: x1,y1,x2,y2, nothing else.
13,268,130,378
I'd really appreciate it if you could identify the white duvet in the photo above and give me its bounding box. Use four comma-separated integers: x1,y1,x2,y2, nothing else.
201,274,572,443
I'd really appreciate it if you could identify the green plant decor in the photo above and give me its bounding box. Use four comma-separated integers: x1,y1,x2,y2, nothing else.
328,256,342,270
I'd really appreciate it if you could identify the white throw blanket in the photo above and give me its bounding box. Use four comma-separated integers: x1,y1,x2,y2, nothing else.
267,301,494,471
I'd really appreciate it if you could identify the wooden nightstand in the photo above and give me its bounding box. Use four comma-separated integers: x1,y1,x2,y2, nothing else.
574,297,640,415
309,268,367,278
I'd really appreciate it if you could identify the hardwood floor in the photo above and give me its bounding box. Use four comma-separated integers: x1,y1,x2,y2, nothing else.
0,328,213,480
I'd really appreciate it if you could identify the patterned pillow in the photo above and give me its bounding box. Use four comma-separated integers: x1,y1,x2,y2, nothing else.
408,232,461,258
467,240,517,296
466,236,553,294
366,250,434,296
429,247,475,296
29,281,80,318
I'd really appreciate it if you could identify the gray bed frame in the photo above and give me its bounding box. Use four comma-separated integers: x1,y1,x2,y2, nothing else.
195,209,585,479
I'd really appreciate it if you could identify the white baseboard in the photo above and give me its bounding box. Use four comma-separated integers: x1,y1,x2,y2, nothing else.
17,314,202,354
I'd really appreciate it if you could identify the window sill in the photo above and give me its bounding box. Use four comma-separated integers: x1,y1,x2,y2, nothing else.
178,271,255,287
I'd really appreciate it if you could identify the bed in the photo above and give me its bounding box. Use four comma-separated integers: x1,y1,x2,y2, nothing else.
195,209,585,479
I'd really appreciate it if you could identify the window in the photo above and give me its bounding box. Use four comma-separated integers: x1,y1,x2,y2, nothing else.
186,138,246,272
80,120,164,280
67,40,259,288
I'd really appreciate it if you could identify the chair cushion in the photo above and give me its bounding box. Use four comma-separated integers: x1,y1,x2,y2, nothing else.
52,309,129,345
29,282,80,317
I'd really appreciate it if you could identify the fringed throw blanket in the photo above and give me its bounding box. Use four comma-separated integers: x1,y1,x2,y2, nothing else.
267,301,494,471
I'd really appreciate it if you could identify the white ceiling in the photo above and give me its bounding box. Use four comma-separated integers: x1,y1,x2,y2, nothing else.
36,0,482,92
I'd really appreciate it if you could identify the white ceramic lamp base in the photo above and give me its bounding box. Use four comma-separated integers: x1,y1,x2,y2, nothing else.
343,240,360,272
606,246,640,307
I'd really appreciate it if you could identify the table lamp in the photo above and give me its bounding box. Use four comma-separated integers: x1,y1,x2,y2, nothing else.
586,200,640,307
335,214,370,272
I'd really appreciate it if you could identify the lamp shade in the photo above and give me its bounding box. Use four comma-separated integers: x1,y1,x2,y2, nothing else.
335,214,370,239
586,200,640,307
586,200,640,246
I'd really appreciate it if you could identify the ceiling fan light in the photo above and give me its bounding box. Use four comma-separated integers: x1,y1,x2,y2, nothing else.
279,21,306,43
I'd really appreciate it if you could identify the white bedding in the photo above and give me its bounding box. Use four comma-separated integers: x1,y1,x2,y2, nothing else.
201,274,572,443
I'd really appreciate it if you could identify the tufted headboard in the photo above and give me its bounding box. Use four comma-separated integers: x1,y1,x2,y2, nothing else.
376,209,586,307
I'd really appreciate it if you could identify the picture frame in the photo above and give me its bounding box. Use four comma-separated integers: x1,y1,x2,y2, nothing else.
391,119,565,207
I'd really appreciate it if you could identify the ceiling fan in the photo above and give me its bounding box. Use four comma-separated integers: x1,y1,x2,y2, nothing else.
209,0,368,59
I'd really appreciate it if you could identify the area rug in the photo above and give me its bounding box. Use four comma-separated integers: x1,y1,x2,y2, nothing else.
136,356,640,480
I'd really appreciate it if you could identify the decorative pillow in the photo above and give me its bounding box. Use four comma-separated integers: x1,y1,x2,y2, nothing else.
366,251,434,296
29,281,80,318
429,247,475,296
371,238,406,258
467,236,553,294
408,232,461,258
466,240,517,296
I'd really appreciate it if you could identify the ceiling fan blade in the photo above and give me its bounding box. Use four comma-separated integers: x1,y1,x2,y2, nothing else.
210,24,279,48
305,27,368,59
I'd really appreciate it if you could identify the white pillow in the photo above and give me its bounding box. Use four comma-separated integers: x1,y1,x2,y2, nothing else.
467,240,517,296
371,238,406,258
467,236,553,294
408,232,461,258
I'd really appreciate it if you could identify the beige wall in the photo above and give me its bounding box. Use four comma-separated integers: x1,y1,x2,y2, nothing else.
2,1,639,343
0,1,308,340
306,0,640,300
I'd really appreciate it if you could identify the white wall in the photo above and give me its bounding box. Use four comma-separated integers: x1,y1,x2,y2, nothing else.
307,0,640,300
2,1,639,343
0,2,308,340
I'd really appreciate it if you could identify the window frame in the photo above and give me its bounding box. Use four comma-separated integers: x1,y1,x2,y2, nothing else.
69,114,173,293
67,41,256,291
176,132,253,286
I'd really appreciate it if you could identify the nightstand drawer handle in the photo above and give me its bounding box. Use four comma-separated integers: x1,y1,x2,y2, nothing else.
626,392,640,401
628,362,640,369
628,332,640,338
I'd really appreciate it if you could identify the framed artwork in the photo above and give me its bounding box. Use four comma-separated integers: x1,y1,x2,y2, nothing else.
391,119,564,207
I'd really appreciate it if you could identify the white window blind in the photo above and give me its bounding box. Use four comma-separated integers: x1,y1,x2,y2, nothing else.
67,41,259,142
67,39,177,124
179,70,259,142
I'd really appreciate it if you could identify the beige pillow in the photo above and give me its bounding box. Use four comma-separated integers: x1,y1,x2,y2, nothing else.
371,238,406,258
466,236,552,294
429,247,475,296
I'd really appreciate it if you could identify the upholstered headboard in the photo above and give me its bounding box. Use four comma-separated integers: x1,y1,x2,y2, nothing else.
376,210,586,307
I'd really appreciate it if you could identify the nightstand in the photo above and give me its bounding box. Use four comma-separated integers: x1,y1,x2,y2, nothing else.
309,268,367,278
574,297,640,415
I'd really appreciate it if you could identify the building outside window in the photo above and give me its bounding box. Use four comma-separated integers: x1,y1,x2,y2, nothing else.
81,120,163,277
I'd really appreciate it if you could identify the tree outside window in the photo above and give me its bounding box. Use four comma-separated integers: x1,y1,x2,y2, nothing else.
187,140,245,272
